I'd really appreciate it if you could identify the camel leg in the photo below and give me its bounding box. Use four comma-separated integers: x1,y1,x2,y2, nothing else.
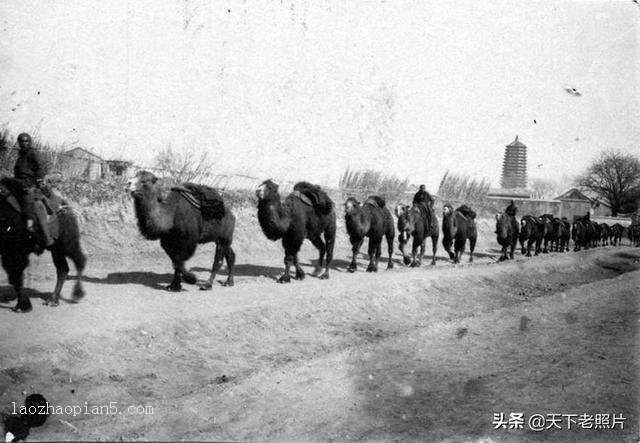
454,236,465,264
443,236,454,260
399,234,411,265
223,245,235,287
411,238,424,267
167,267,183,291
292,254,306,280
201,244,225,290
70,247,86,301
373,238,382,271
348,237,363,273
366,237,380,272
279,236,303,283
410,237,419,267
279,254,293,284
468,235,477,263
430,234,438,265
318,224,335,280
46,247,69,307
385,231,394,270
309,236,326,277
8,267,31,313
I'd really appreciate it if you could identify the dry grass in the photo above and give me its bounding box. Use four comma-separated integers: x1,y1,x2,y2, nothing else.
339,168,412,204
437,171,490,202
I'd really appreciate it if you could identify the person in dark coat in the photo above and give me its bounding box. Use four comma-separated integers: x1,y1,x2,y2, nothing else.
505,200,517,217
413,184,434,207
13,133,53,252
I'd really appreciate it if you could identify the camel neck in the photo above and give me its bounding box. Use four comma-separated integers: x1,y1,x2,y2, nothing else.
133,191,174,240
258,197,291,240
345,207,369,237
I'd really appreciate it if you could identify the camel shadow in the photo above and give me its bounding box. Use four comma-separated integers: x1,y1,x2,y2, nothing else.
471,251,502,260
83,272,175,290
190,264,286,281
0,286,48,308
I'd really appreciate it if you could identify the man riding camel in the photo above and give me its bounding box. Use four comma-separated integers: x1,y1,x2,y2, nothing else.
496,200,518,234
413,184,434,208
13,132,54,253
412,184,435,229
506,200,517,217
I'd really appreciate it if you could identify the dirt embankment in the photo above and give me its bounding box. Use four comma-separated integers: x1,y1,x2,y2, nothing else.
1,244,638,441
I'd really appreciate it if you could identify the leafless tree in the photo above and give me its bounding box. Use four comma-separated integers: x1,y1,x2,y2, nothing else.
576,151,640,216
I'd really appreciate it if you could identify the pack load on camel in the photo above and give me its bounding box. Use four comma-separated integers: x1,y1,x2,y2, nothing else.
291,181,334,215
129,170,236,291
256,179,336,283
171,183,226,220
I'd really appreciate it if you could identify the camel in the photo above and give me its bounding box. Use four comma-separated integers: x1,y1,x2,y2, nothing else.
571,218,587,251
519,215,545,257
128,170,235,291
442,204,477,264
611,223,624,246
395,202,439,267
556,217,571,252
0,177,85,312
344,196,394,273
538,215,555,253
599,222,611,246
495,211,519,261
256,180,336,283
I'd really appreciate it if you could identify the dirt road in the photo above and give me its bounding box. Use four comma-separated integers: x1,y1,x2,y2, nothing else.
1,244,638,442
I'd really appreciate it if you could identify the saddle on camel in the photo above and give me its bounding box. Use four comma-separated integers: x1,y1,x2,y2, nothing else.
5,133,64,255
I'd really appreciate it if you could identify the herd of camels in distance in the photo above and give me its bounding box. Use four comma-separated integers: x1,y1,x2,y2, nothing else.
1,168,636,313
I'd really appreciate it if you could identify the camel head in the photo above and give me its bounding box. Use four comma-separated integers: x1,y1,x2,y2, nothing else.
128,170,159,198
443,204,454,217
344,197,361,214
394,204,408,218
395,205,416,243
256,180,279,202
494,212,512,242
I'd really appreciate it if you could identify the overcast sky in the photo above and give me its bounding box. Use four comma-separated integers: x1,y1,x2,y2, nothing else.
1,0,638,190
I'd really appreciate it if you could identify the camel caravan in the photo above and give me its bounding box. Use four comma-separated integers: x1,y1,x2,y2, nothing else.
0,137,638,312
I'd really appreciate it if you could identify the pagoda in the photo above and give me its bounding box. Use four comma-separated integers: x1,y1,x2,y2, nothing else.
500,136,528,189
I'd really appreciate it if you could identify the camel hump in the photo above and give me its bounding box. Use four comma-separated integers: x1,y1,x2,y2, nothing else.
365,195,386,209
456,204,476,219
181,183,226,219
293,181,334,215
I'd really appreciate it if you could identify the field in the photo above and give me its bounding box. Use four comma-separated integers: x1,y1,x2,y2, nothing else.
0,199,638,442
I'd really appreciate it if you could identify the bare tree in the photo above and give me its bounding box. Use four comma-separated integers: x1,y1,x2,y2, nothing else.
153,144,214,184
529,178,560,200
576,151,640,216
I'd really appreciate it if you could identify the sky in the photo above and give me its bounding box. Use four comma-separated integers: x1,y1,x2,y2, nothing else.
1,0,638,191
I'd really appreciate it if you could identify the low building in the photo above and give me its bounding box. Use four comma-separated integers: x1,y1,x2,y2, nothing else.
63,147,105,180
554,188,611,220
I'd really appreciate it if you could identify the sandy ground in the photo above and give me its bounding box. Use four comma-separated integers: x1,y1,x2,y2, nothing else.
0,228,639,442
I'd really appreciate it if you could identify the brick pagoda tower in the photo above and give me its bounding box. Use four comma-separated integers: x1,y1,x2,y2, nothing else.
501,136,528,189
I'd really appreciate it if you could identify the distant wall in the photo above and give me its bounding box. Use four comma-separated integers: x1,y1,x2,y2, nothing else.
487,196,562,217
